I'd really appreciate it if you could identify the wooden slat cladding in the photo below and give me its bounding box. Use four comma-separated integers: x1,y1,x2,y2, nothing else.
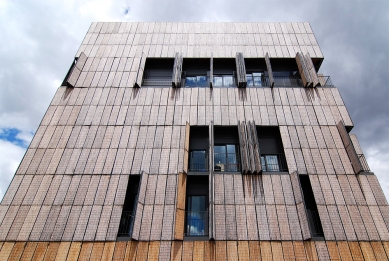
4,240,388,261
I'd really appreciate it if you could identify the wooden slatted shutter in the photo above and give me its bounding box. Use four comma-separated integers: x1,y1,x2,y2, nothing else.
210,53,214,88
290,171,312,240
295,52,312,87
265,52,274,88
66,52,87,87
305,52,320,87
336,121,363,174
238,121,249,174
174,172,187,240
183,122,190,174
134,55,146,88
249,121,262,173
172,52,183,88
132,171,148,240
209,121,215,239
235,52,247,88
246,122,256,172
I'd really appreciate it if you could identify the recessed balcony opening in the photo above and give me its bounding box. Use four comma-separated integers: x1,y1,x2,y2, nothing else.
117,175,140,238
256,126,288,172
182,58,210,87
214,126,240,172
299,175,324,238
185,175,209,238
213,58,237,87
142,58,174,86
189,126,209,172
245,58,267,87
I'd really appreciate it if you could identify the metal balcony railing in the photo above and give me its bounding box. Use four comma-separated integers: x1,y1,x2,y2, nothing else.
117,211,134,237
261,154,288,172
214,153,241,172
357,154,370,172
142,76,171,86
189,152,209,172
185,211,209,236
306,209,324,237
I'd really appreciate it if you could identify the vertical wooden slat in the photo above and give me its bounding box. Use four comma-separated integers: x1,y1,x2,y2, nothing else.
265,52,274,87
260,241,272,261
174,172,187,240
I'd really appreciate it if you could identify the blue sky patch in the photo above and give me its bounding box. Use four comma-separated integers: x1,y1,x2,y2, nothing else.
0,128,32,148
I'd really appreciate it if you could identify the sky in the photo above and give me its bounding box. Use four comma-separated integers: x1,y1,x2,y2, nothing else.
0,0,388,200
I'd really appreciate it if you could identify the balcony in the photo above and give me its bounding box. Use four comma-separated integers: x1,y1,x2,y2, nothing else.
142,76,171,86
261,154,288,172
185,211,209,237
117,211,134,237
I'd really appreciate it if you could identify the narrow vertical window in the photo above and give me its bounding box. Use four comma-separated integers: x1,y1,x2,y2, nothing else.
185,176,209,238
117,176,140,238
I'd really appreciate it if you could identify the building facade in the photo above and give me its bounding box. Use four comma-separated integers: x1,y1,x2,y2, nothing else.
0,22,388,260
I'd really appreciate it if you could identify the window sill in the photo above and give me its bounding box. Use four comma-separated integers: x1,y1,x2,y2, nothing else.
184,236,209,241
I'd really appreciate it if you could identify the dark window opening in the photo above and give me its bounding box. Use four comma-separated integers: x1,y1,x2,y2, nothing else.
214,126,240,172
182,58,210,87
245,58,267,87
142,58,174,86
256,127,288,172
213,58,236,87
299,175,324,238
118,176,140,237
189,126,209,172
185,176,209,237
268,58,302,87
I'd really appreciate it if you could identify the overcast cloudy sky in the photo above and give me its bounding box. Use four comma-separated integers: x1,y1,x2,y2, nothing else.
0,0,388,200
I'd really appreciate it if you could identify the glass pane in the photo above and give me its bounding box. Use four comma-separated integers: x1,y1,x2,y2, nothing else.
265,155,280,172
246,74,254,87
186,76,197,87
213,76,222,86
197,76,208,87
253,76,262,87
187,196,206,236
190,151,207,171
223,75,234,87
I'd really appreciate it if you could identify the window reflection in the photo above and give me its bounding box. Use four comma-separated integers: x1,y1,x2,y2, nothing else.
213,75,235,87
185,75,208,87
246,72,263,87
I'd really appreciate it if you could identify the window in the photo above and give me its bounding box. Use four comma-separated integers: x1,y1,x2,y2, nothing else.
214,126,240,172
214,144,239,172
118,176,140,237
188,126,209,172
257,127,288,172
185,176,209,237
299,175,324,238
246,72,263,87
212,75,235,87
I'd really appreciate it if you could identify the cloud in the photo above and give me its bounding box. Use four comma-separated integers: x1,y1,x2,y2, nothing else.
0,139,26,200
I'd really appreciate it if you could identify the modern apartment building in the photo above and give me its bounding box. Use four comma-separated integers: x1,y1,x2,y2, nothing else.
0,22,388,260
